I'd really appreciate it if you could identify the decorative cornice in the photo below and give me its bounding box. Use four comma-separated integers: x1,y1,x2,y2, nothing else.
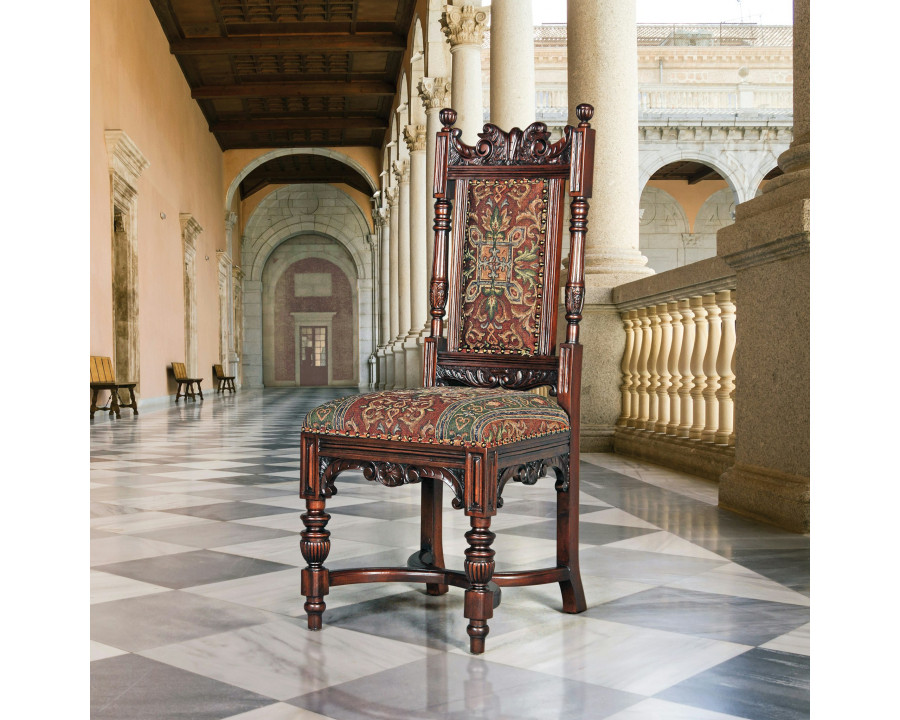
179,213,203,251
403,124,427,153
104,130,149,186
418,76,451,111
639,125,792,143
441,5,489,47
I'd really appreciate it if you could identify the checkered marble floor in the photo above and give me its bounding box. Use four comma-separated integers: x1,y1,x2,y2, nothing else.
91,388,809,720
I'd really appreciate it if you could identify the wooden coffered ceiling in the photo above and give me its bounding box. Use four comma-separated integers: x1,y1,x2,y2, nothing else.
149,0,417,151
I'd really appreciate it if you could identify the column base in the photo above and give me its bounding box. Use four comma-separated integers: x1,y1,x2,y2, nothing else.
579,423,616,452
613,427,734,482
719,462,810,534
384,349,396,391
403,335,425,389
392,341,407,389
375,349,387,390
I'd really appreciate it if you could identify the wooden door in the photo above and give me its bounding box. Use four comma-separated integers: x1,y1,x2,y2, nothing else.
298,326,328,386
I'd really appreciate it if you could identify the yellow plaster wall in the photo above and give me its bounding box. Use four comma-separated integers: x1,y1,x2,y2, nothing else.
91,0,226,400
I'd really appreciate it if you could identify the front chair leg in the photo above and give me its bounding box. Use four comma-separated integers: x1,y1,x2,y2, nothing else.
464,516,496,654
301,498,331,630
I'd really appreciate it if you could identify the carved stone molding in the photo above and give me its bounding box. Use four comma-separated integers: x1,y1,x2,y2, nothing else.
224,211,238,232
418,76,452,111
105,130,149,192
441,5,489,47
403,124,427,153
179,213,203,252
391,159,410,184
384,186,399,207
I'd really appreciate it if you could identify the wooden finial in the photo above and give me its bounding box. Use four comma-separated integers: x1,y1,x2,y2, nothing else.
575,104,594,126
439,108,457,129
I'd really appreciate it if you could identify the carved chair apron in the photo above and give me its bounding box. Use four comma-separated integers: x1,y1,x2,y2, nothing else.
300,104,596,654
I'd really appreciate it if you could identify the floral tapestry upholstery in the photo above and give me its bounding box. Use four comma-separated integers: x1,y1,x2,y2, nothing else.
459,177,549,354
303,387,569,448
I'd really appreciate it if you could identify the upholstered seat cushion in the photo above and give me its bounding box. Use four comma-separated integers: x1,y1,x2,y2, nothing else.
302,387,569,448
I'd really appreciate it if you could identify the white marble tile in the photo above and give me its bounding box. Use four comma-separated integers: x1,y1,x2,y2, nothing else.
604,531,727,561
507,574,653,613
91,570,170,604
147,469,247,481
131,480,242,493
101,493,232,511
91,535,195,566
581,454,718,504
668,563,811,606
91,641,129,661
90,511,216,535
167,460,258,470
235,510,374,532
605,698,750,720
760,622,810,655
580,508,661,530
141,622,433,700
480,617,751,696
224,703,334,720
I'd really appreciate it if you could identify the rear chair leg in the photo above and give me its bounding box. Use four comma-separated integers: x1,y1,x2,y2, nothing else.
464,516,495,654
422,481,448,595
301,498,331,630
557,455,587,614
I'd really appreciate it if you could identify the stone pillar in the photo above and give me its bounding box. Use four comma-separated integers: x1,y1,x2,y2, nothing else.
375,204,391,389
385,187,400,390
232,265,243,388
567,0,652,451
441,4,489,144
489,0,535,130
223,211,239,374
391,160,410,388
403,124,428,387
716,0,810,533
418,76,452,288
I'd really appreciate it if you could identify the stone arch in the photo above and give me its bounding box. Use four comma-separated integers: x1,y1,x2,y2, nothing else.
240,183,375,388
224,147,379,219
749,161,782,198
262,237,360,387
639,186,693,274
639,149,743,205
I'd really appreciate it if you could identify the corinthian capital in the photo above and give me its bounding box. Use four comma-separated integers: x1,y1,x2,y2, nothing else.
384,186,399,207
418,77,452,111
403,124,427,153
392,159,409,184
441,5,489,47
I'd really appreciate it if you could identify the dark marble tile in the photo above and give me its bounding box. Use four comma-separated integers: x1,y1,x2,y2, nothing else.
95,549,294,589
165,501,297,521
586,586,809,645
132,520,295,548
90,591,273,651
92,654,275,720
291,652,643,720
501,518,659,546
657,647,810,720
329,500,421,520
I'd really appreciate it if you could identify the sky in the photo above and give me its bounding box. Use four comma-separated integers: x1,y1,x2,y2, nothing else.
528,0,793,25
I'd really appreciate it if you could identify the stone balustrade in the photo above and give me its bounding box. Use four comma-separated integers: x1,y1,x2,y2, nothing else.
611,257,737,480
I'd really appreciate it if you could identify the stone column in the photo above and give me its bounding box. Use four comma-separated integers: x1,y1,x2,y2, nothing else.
223,211,239,374
418,76,452,287
488,0,535,130
403,124,428,387
567,0,652,451
441,4,489,144
375,204,391,389
391,160,410,388
385,187,400,391
716,0,810,533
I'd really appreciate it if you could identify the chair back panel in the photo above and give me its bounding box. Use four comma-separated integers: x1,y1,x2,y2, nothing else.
427,107,594,394
91,356,115,383
213,364,224,379
172,362,187,380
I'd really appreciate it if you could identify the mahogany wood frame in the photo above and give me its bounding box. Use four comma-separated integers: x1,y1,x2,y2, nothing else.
300,105,596,654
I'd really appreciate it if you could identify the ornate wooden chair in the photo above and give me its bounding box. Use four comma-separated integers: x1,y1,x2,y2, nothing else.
300,104,595,653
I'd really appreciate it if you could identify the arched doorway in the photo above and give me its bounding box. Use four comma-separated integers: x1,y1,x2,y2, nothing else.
261,235,359,387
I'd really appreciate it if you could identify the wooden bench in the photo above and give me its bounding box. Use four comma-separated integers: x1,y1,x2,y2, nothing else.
90,355,138,419
213,364,236,393
172,362,203,402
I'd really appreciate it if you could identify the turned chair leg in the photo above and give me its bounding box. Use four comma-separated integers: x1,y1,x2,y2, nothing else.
557,455,587,614
464,516,496,654
301,498,331,630
421,481,448,595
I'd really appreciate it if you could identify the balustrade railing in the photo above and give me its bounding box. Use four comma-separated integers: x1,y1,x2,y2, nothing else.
612,258,736,480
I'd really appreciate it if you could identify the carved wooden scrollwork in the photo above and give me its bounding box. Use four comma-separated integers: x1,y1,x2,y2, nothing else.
435,365,558,394
448,122,573,167
319,457,464,508
496,454,570,507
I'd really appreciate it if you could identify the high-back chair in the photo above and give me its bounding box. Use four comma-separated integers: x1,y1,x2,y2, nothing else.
300,104,595,653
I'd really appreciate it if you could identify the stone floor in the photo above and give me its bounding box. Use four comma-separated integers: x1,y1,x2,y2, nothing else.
90,388,809,720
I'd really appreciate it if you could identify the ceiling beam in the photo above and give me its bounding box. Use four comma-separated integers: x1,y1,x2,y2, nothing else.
687,167,722,184
170,33,405,55
193,81,395,99
213,117,387,132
